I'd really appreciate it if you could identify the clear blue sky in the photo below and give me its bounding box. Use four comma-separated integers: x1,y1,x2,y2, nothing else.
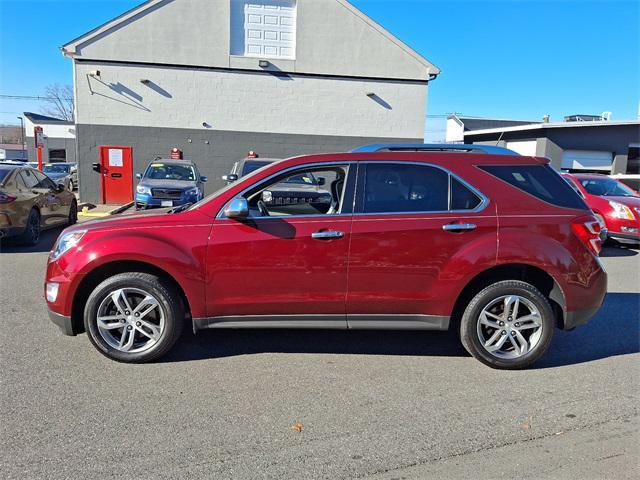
1,0,638,140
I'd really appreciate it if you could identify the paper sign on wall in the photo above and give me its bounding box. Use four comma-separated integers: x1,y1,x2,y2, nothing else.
108,149,123,167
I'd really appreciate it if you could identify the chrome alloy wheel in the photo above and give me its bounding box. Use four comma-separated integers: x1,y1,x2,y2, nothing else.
476,295,543,359
96,288,165,353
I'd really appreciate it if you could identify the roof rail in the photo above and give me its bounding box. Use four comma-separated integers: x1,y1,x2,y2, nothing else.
351,143,519,155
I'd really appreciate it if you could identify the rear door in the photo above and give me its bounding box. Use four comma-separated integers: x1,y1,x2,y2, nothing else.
346,162,498,327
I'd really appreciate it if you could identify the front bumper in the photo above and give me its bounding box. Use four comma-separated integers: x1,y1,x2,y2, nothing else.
135,193,199,209
607,231,640,244
48,309,77,336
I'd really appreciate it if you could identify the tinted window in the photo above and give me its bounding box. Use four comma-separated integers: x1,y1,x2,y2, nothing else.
0,168,11,184
481,165,587,210
20,169,40,189
363,164,448,213
451,177,482,210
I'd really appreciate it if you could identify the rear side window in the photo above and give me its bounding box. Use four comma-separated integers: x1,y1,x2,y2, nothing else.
362,164,449,213
481,165,587,210
451,177,482,210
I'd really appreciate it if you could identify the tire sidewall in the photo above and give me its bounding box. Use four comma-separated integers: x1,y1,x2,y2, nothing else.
460,281,555,369
23,209,41,245
84,274,182,362
68,200,78,225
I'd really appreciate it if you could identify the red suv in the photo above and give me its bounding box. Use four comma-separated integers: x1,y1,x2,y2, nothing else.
45,148,607,369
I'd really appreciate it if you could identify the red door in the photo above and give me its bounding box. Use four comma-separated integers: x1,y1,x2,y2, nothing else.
346,162,498,322
206,216,352,321
99,146,133,204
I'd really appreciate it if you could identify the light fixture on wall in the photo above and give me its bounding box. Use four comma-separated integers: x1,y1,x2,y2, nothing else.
202,122,212,128
259,59,270,68
88,70,101,77
366,92,376,97
140,79,151,85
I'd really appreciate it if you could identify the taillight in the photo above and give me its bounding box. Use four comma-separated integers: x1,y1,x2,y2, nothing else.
0,192,17,203
571,215,602,256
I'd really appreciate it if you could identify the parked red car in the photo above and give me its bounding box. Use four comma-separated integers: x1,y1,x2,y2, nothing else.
45,149,607,369
562,173,640,245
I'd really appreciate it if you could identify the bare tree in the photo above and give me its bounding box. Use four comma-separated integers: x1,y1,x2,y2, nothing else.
40,84,74,122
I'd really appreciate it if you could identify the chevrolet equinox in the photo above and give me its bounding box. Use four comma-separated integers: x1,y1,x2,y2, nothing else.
45,147,607,369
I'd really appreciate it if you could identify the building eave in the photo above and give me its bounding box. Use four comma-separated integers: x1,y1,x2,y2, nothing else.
464,120,640,137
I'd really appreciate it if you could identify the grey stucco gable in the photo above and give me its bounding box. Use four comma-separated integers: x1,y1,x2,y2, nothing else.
62,0,439,81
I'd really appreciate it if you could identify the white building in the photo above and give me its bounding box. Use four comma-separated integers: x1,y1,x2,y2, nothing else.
23,112,76,164
62,0,440,203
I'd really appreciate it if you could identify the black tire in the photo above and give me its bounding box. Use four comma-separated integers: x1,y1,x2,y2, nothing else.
68,200,78,225
459,280,555,370
84,272,184,363
18,208,41,246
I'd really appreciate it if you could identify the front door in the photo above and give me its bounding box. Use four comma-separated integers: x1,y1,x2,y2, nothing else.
346,162,498,327
99,146,133,204
205,163,354,326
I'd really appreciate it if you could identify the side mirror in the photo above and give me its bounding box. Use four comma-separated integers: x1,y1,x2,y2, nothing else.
56,183,66,193
222,174,238,183
224,198,249,219
200,176,208,182
317,176,326,186
135,173,142,179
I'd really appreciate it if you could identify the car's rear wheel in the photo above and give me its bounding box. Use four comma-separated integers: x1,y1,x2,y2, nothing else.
84,273,184,362
460,280,555,369
18,209,41,246
68,200,78,225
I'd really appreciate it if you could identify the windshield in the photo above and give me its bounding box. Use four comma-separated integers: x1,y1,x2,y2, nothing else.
145,163,196,181
241,161,271,176
43,164,70,174
579,178,637,197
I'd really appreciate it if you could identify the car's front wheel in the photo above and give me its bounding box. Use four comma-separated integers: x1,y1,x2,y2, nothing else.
459,280,555,369
84,273,184,362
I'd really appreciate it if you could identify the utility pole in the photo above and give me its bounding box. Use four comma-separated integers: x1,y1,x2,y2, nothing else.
17,116,25,161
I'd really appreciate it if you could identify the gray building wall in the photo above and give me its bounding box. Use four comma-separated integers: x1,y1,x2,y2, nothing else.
468,124,640,173
76,123,420,204
25,136,77,164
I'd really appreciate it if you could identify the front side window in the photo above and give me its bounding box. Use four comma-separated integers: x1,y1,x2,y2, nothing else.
246,166,348,217
230,0,297,59
362,164,449,214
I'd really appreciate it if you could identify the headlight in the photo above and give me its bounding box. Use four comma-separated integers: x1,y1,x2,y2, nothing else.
608,201,635,220
136,185,151,195
50,230,86,261
185,187,200,196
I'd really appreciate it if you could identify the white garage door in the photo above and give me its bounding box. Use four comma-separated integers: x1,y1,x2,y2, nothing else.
562,150,613,171
231,0,297,59
506,140,537,156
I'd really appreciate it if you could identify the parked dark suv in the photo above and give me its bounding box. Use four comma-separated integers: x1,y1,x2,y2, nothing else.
45,145,607,369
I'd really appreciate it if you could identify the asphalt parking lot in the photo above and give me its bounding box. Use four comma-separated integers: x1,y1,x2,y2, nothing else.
1,227,639,480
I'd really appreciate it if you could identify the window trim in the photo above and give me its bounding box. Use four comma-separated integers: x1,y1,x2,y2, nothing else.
354,161,489,216
216,161,357,220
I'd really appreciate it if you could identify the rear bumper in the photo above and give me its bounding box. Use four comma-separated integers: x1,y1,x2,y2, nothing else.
48,309,77,336
563,307,601,330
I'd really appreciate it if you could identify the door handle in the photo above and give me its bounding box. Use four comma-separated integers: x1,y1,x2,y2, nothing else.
442,223,477,232
312,230,344,240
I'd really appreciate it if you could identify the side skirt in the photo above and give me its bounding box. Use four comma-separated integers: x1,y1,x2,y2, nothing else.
192,314,450,333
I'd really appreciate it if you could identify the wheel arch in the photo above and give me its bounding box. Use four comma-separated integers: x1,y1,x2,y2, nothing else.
70,260,192,335
450,263,566,330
